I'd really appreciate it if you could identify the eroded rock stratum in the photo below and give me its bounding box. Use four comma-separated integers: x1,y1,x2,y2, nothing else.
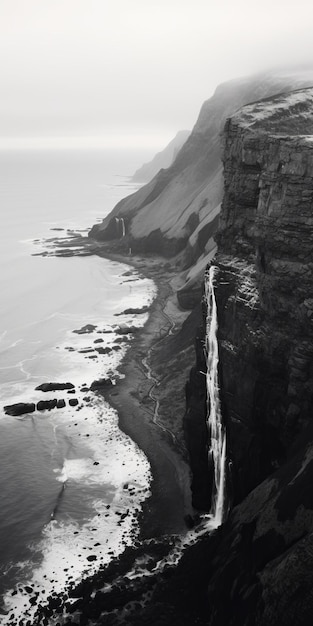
195,87,313,625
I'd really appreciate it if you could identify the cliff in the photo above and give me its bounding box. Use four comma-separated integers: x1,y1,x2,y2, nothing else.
89,71,313,309
132,130,190,182
185,87,313,624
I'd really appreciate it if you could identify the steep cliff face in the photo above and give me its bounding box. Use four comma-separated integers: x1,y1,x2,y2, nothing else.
213,87,313,502
185,87,313,624
89,72,313,299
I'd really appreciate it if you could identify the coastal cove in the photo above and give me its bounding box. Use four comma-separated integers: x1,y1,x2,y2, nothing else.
3,232,219,626
0,149,200,625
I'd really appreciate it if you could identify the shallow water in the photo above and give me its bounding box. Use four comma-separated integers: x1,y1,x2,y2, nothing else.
0,148,156,618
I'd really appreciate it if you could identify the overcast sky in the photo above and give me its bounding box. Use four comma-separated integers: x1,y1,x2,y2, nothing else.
1,0,313,150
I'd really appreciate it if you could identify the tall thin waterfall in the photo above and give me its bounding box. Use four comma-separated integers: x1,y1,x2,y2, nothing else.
204,265,227,526
120,217,126,237
115,217,126,238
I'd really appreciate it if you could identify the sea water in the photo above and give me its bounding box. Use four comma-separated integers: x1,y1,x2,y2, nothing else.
0,148,156,619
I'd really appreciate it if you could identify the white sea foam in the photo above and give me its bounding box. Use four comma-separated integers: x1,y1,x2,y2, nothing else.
0,268,156,623
1,395,152,624
0,149,158,623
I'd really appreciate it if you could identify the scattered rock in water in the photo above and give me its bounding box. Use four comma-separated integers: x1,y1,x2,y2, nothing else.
94,338,104,344
50,228,64,231
116,325,139,335
67,389,76,394
90,378,114,392
78,348,95,354
37,399,58,411
56,399,66,409
69,399,79,407
122,270,133,277
112,345,122,351
95,346,112,355
4,402,35,416
86,555,97,562
115,306,149,316
73,324,97,335
35,382,75,392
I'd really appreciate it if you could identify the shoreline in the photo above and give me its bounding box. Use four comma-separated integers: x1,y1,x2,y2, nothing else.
4,234,197,624
0,241,195,621
50,234,196,536
94,244,194,538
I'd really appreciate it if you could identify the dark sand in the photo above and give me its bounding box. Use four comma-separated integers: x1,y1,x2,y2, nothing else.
96,248,194,538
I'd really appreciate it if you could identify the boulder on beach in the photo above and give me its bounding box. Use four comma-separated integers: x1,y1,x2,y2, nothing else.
95,346,112,355
35,382,75,392
116,325,139,335
115,306,149,316
37,399,58,411
73,324,97,334
4,402,36,416
90,378,114,391
69,398,79,407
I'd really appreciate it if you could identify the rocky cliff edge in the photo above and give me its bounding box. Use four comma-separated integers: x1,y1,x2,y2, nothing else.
188,87,313,625
89,73,313,308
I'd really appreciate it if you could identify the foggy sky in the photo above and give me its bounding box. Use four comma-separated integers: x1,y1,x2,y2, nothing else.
1,0,313,150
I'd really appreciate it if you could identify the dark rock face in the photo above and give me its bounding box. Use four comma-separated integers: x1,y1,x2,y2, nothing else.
90,378,113,391
184,323,213,510
4,402,35,416
89,72,313,290
203,423,313,626
213,88,313,502
37,399,58,411
35,382,75,392
185,88,313,624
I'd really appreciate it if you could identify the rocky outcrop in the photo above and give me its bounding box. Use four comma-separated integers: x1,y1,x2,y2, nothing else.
132,130,190,182
204,421,313,625
187,87,313,509
211,87,313,504
35,382,75,392
89,72,313,305
182,87,313,623
4,402,35,416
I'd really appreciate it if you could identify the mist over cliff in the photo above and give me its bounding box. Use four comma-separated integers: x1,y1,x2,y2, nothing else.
132,130,190,182
89,69,313,309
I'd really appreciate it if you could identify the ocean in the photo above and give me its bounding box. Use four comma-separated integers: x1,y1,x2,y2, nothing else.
0,148,156,620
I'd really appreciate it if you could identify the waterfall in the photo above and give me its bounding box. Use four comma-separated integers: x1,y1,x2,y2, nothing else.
120,217,126,237
204,265,227,526
115,217,126,238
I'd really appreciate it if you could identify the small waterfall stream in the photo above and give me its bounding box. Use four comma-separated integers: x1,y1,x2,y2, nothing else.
204,265,227,526
115,216,126,237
